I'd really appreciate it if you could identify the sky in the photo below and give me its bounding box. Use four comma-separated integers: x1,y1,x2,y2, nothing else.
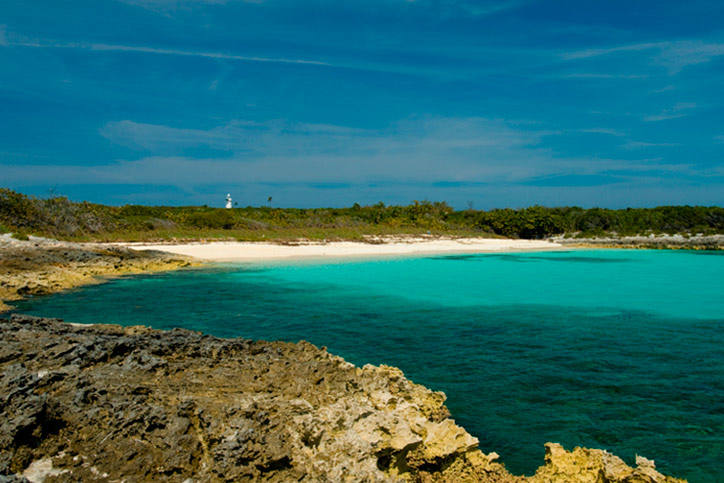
1,0,723,208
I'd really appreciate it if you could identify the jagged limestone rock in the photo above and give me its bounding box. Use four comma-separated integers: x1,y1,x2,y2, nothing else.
0,238,193,312
0,315,686,482
528,443,684,483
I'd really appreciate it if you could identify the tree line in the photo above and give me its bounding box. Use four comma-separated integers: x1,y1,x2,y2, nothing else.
1,189,722,240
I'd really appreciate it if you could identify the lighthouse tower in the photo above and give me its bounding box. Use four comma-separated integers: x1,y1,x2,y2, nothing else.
225,193,233,209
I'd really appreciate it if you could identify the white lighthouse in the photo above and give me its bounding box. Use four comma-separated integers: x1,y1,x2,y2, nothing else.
225,193,233,209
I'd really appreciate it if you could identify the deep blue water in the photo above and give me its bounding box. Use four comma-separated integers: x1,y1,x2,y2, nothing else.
11,250,724,481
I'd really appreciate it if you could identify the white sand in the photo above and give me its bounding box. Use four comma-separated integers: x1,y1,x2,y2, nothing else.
124,237,562,262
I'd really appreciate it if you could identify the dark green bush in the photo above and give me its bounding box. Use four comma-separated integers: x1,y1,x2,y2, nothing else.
186,210,238,229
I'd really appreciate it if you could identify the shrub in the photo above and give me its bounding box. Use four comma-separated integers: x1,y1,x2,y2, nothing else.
186,210,238,229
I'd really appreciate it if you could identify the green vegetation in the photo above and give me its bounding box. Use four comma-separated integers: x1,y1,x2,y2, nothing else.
451,205,724,238
1,188,722,242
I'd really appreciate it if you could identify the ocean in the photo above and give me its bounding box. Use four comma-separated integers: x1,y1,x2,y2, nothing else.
11,249,724,480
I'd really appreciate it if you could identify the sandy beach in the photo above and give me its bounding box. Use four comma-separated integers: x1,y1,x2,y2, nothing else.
124,237,563,262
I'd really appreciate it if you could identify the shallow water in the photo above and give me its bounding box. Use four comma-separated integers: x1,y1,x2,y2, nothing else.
11,250,724,480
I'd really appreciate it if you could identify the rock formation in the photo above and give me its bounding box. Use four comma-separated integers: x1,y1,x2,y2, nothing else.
0,236,193,312
552,233,724,250
0,315,685,482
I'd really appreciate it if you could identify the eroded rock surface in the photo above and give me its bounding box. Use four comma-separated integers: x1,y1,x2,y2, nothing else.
0,315,685,482
528,443,683,483
0,236,193,312
552,233,724,250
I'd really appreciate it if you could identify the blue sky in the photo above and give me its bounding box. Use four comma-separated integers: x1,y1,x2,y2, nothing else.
1,0,723,208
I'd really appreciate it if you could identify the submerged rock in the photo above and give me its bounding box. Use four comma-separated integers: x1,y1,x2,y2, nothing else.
0,315,685,482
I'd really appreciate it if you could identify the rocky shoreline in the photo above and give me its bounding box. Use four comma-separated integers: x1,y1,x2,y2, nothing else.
553,233,724,250
0,235,194,312
1,232,719,315
1,315,684,482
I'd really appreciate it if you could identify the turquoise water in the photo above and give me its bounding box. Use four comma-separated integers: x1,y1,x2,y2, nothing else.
11,250,724,481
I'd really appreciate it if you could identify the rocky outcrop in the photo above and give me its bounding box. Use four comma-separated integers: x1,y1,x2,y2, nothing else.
552,233,724,250
0,236,193,312
528,443,683,483
0,315,686,482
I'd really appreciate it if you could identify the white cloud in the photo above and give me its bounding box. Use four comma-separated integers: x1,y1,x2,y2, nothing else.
561,42,659,61
562,40,724,74
643,114,684,122
654,40,724,73
4,39,328,67
622,141,680,149
577,128,626,137
2,117,693,189
119,0,527,17
651,85,675,93
100,119,373,156
455,0,529,16
97,118,523,181
1,154,693,190
644,102,697,122
114,0,257,14
561,73,647,79
401,0,529,17
120,0,230,4
89,42,327,65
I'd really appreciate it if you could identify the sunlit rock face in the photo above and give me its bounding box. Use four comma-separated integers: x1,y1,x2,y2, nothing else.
0,236,192,312
0,315,685,482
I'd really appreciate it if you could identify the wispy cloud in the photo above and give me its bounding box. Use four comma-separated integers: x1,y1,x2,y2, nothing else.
622,141,681,149
651,85,675,93
120,0,231,5
100,119,372,155
644,102,697,122
454,0,530,16
0,34,490,79
0,117,682,189
577,128,627,137
522,173,627,187
6,26,721,83
561,73,648,79
5,39,328,66
401,0,530,17
119,0,528,18
98,117,550,183
116,0,257,14
562,40,724,74
561,42,658,61
643,114,685,122
3,113,711,206
654,40,724,73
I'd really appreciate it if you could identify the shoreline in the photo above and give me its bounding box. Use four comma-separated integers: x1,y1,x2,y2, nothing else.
554,233,724,250
0,235,195,313
1,314,685,482
0,235,561,312
4,231,718,313
0,236,693,481
118,237,565,262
